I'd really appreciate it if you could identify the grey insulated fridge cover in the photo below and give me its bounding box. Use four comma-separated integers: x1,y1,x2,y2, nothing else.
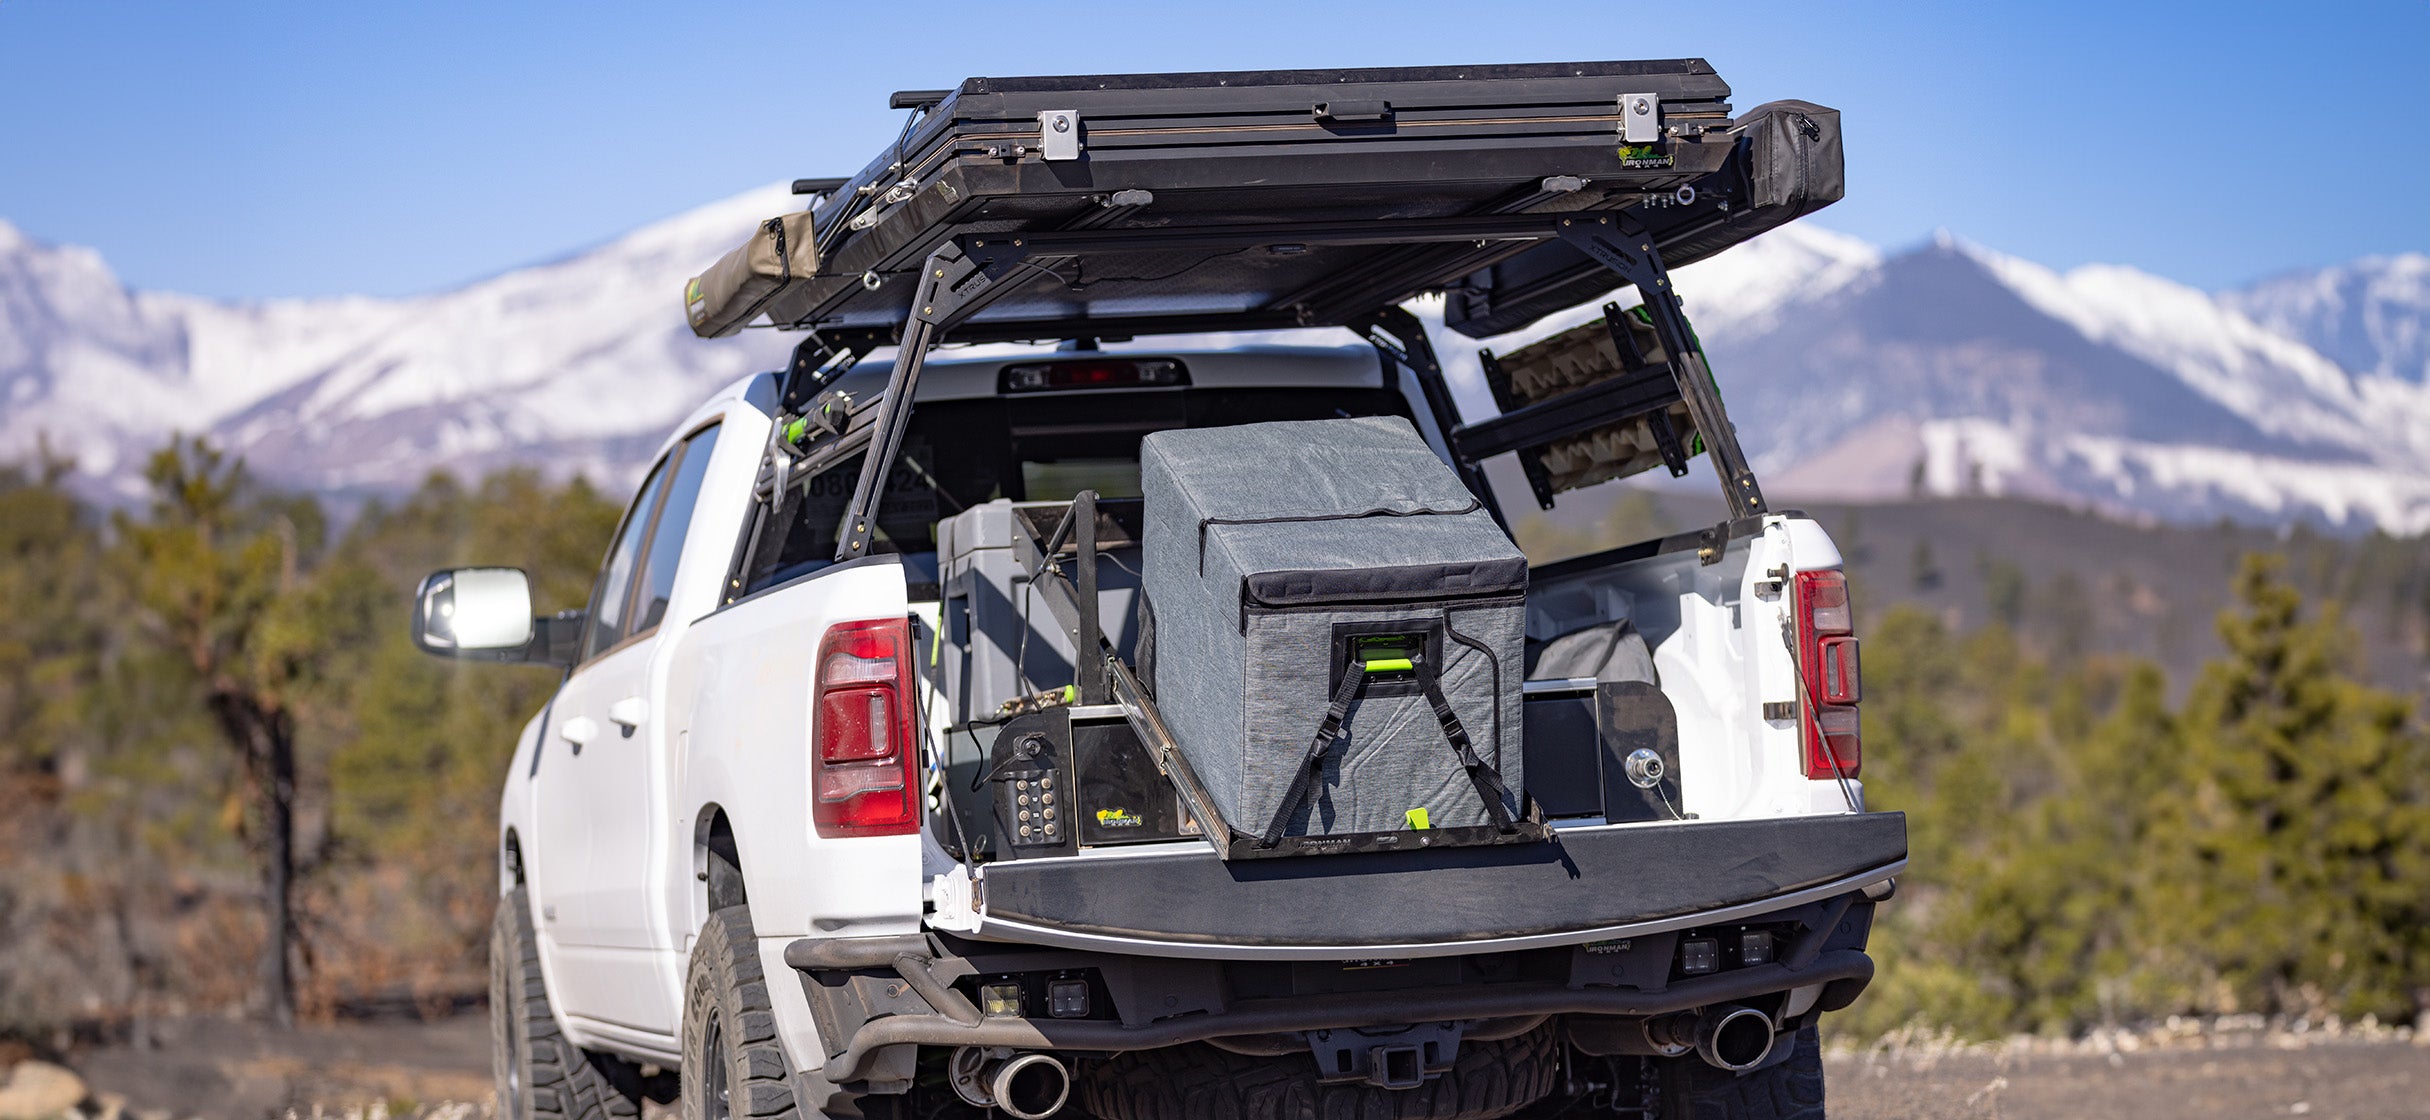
1141,417,1528,843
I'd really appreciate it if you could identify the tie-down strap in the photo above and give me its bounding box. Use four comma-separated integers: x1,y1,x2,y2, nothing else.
1259,653,1518,847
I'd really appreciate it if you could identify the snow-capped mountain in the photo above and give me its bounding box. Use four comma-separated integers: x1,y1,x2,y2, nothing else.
1710,233,2430,529
0,185,797,495
1679,233,2430,531
3,188,2427,532
1427,227,2430,532
2223,254,2430,385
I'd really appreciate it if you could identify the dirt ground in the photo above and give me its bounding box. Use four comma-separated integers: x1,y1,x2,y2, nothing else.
50,1014,494,1120
1829,1035,2430,1119
36,1014,2430,1120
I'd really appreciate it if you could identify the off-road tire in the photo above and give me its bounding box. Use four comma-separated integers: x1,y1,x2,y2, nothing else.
1655,1024,1825,1120
682,906,802,1120
1078,1023,1559,1120
491,887,644,1120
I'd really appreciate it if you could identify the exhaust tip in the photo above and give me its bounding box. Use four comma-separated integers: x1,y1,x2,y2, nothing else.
991,1052,1071,1119
1696,1006,1775,1072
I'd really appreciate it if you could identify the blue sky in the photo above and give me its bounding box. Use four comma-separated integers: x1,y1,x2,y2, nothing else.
2,1,2423,300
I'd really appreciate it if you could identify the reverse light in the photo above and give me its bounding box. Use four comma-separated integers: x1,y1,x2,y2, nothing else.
1792,570,1862,780
1047,978,1091,1019
980,981,1025,1017
1738,930,1775,967
812,617,918,837
999,358,1189,393
1817,636,1860,705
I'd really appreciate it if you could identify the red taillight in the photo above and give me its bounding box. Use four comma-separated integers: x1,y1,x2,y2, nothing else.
1792,570,1862,780
812,617,918,837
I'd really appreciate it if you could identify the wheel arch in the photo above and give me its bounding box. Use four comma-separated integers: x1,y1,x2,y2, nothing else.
693,803,747,921
502,827,526,890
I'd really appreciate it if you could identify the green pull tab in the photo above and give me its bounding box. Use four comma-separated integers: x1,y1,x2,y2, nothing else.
1363,657,1414,674
1405,807,1431,830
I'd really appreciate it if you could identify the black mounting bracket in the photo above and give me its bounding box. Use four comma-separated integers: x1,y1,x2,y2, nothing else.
833,239,1033,562
1439,215,1766,519
1552,215,1767,519
1011,490,1114,706
1606,303,1691,479
817,208,1762,565
1476,348,1557,509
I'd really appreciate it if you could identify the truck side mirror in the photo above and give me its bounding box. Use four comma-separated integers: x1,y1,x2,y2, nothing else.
412,568,576,667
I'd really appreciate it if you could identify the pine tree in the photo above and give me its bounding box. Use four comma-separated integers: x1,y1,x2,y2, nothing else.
2148,554,2430,1019
0,451,104,778
1961,661,2179,1029
110,438,334,1026
320,469,618,994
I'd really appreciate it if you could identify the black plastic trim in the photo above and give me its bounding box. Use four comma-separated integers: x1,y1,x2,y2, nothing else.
705,552,905,618
809,946,1873,1083
976,811,1904,949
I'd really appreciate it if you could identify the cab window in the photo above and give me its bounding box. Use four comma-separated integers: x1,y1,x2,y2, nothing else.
583,459,670,662
632,425,723,633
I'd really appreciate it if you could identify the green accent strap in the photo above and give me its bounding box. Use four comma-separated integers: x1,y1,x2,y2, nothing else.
1363,657,1414,674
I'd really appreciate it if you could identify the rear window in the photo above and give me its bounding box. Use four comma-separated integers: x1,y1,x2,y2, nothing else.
740,386,1414,596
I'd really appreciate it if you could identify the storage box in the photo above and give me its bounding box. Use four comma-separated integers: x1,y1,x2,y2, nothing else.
935,499,1144,727
1140,417,1527,841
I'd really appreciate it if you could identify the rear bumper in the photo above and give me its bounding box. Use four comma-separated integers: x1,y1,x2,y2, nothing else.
963,811,1906,959
789,812,1905,1085
796,942,1876,1082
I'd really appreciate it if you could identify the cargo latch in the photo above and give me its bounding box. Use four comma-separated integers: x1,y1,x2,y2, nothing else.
1038,109,1083,161
1619,92,1661,142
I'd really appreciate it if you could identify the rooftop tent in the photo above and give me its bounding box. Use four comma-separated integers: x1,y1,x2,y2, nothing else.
695,65,1837,346
687,59,1844,568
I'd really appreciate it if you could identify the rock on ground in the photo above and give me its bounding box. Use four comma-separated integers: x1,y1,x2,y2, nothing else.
0,1060,88,1120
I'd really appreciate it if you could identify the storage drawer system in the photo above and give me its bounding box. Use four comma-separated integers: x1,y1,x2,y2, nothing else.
936,682,1690,864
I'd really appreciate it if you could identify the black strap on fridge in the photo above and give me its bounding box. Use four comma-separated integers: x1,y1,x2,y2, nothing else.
1258,654,1518,847
1417,659,1520,835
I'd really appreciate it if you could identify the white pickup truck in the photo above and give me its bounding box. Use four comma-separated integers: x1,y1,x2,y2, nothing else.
412,58,1902,1120
417,343,1903,1120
